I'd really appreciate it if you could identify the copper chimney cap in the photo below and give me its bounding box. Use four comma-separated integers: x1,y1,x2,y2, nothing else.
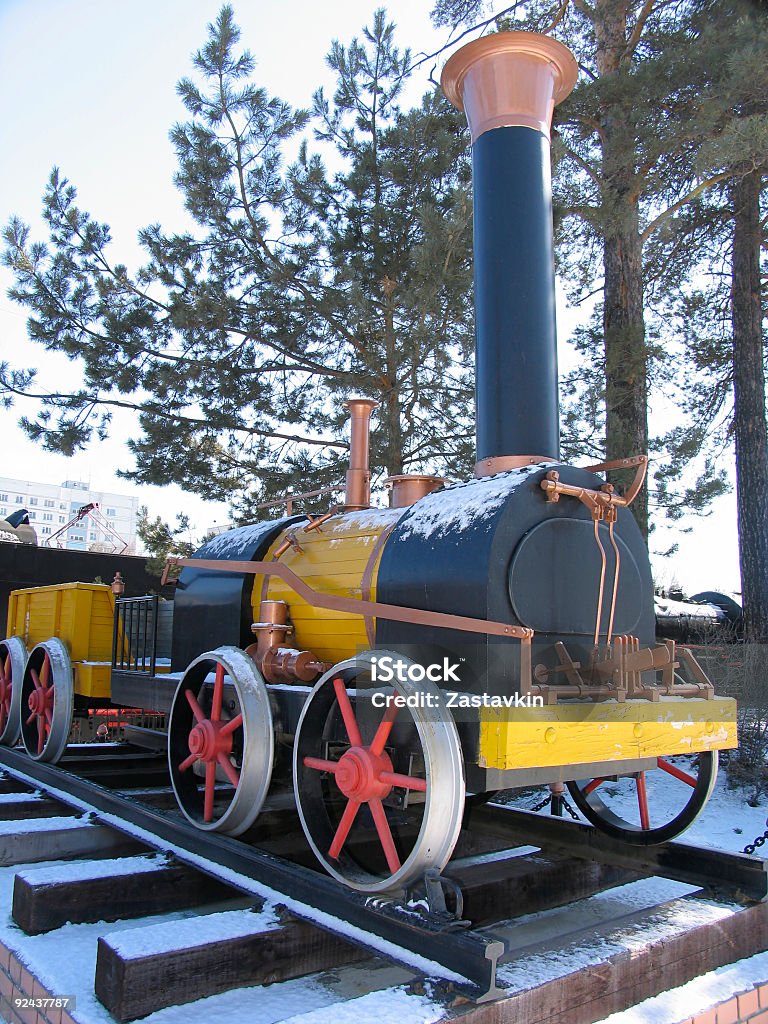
385,474,446,508
441,31,578,142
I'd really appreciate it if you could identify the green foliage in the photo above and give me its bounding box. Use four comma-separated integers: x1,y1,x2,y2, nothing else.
2,6,474,508
136,504,196,576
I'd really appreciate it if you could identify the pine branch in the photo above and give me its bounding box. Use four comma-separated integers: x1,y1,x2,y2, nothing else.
640,172,734,243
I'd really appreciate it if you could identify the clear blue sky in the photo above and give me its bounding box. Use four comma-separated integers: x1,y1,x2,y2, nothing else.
0,0,742,594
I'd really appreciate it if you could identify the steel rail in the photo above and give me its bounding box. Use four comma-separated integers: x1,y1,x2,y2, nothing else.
0,746,504,1002
467,803,768,901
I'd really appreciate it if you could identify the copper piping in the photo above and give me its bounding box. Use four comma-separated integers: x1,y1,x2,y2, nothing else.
166,556,533,640
592,514,607,647
273,528,304,560
303,509,339,534
541,475,614,509
605,512,621,645
519,635,533,698
584,455,649,508
249,599,330,685
544,456,649,511
344,398,379,510
530,633,716,704
272,509,342,560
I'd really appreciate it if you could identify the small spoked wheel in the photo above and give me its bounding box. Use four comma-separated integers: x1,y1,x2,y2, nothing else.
20,639,74,763
168,647,274,835
0,636,27,746
567,752,718,845
294,651,465,893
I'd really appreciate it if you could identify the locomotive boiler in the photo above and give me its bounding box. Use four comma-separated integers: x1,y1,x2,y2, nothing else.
0,31,736,895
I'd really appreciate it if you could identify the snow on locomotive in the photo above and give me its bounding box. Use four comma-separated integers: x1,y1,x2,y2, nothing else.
0,31,736,894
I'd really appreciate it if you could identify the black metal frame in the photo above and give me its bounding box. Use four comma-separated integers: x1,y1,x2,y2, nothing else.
112,596,160,676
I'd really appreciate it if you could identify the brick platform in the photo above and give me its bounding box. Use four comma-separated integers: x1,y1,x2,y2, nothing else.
0,940,76,1024
682,981,768,1024
0,929,766,1024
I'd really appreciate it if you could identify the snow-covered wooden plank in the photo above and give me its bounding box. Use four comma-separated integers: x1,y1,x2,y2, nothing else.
95,905,368,1021
445,848,641,925
0,815,144,866
0,775,34,795
0,791,75,821
12,853,238,934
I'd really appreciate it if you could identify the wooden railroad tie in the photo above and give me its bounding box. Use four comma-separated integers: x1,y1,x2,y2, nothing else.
0,815,144,867
12,854,239,934
95,903,368,1021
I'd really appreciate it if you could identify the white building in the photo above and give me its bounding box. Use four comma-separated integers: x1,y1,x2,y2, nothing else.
0,477,139,554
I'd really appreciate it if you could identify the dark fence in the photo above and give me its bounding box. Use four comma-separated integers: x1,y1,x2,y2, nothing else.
0,543,172,639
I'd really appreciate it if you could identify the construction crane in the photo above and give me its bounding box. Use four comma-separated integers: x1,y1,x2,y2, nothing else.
44,502,128,553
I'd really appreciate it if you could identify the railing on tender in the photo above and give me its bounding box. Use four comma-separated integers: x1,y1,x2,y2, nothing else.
112,595,160,675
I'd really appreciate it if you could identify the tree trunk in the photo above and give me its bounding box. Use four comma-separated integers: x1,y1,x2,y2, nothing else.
381,382,404,479
381,300,404,480
731,166,768,643
594,0,650,539
603,210,649,537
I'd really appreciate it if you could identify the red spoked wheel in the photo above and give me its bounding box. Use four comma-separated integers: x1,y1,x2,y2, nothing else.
19,639,74,763
168,647,274,835
294,651,465,893
567,752,718,845
0,637,26,746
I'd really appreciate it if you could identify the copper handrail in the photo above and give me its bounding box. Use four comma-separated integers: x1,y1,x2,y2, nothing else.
163,557,533,640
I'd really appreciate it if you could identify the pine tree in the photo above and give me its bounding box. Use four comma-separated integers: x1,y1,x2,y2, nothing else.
651,0,768,640
2,7,474,510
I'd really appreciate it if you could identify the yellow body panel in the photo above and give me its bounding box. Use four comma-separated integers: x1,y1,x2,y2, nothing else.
73,663,113,699
256,508,404,663
478,695,738,770
7,582,115,698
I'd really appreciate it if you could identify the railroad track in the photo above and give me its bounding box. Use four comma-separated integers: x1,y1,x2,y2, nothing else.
0,742,766,1023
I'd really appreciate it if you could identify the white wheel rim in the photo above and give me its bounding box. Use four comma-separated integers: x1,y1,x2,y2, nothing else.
168,646,274,836
294,650,465,893
0,636,27,746
21,638,73,763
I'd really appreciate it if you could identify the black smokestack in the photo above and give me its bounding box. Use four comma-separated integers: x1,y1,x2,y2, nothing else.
441,34,577,473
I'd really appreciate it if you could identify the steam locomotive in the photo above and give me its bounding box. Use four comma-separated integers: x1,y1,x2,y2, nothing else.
0,31,736,894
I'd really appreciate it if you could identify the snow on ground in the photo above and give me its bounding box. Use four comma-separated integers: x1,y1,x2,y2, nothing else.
15,853,170,886
0,760,471,990
279,986,445,1024
0,791,45,804
0,814,92,835
593,950,768,1024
